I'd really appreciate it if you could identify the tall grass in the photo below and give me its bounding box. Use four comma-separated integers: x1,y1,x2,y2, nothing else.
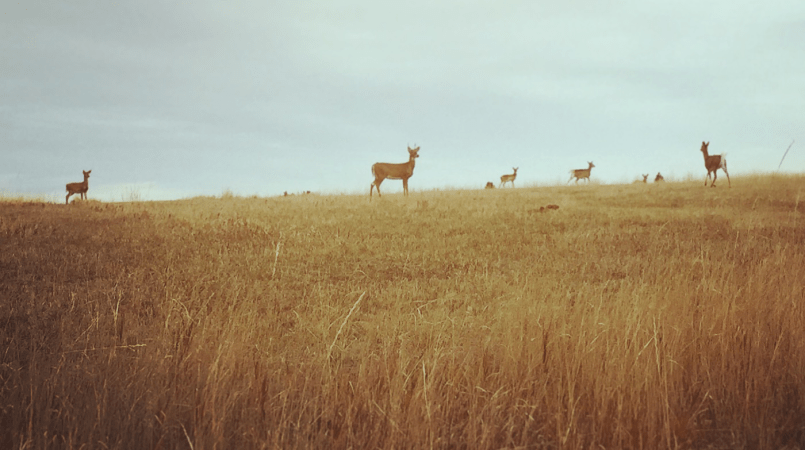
2,175,805,449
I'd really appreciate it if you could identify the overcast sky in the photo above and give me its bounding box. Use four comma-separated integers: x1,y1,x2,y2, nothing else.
2,1,804,201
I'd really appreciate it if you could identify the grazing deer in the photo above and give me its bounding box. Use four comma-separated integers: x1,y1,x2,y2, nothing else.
370,145,420,197
65,170,91,204
485,182,495,189
654,172,664,182
529,204,560,214
633,174,649,184
499,167,518,188
568,162,595,184
700,141,730,187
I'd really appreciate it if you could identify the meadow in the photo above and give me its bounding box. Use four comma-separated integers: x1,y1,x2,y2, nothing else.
2,175,805,449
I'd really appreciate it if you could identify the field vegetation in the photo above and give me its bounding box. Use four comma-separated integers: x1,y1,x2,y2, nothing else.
2,175,805,449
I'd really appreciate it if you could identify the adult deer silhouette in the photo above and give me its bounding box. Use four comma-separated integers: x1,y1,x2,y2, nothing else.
370,146,420,197
499,168,518,188
66,170,91,204
568,162,595,184
700,141,730,187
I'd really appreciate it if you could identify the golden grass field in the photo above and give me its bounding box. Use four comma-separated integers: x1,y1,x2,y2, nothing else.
2,175,805,449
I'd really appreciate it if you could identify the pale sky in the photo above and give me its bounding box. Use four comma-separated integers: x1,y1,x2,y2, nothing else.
2,1,804,201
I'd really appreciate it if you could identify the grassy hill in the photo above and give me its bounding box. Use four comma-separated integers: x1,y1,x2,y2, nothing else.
2,175,805,449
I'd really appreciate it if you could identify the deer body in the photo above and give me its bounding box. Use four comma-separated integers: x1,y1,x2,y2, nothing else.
485,182,495,189
499,167,518,188
655,172,664,182
700,141,730,187
370,146,419,197
633,174,649,184
568,162,595,184
65,170,91,204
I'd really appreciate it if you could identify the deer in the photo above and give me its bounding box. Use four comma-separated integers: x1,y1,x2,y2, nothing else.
499,167,518,188
700,141,730,187
528,204,560,214
485,182,495,189
568,162,595,184
654,172,664,182
633,174,649,184
370,145,420,197
65,170,91,204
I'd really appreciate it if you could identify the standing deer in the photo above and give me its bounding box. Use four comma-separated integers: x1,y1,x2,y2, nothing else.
700,141,730,187
499,167,518,188
370,145,420,197
633,174,649,184
65,170,91,204
654,172,664,182
568,162,595,184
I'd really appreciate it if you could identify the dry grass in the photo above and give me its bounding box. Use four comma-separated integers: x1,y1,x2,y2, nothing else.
2,175,805,449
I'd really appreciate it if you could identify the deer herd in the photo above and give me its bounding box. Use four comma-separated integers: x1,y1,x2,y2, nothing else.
60,141,732,205
363,140,731,197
